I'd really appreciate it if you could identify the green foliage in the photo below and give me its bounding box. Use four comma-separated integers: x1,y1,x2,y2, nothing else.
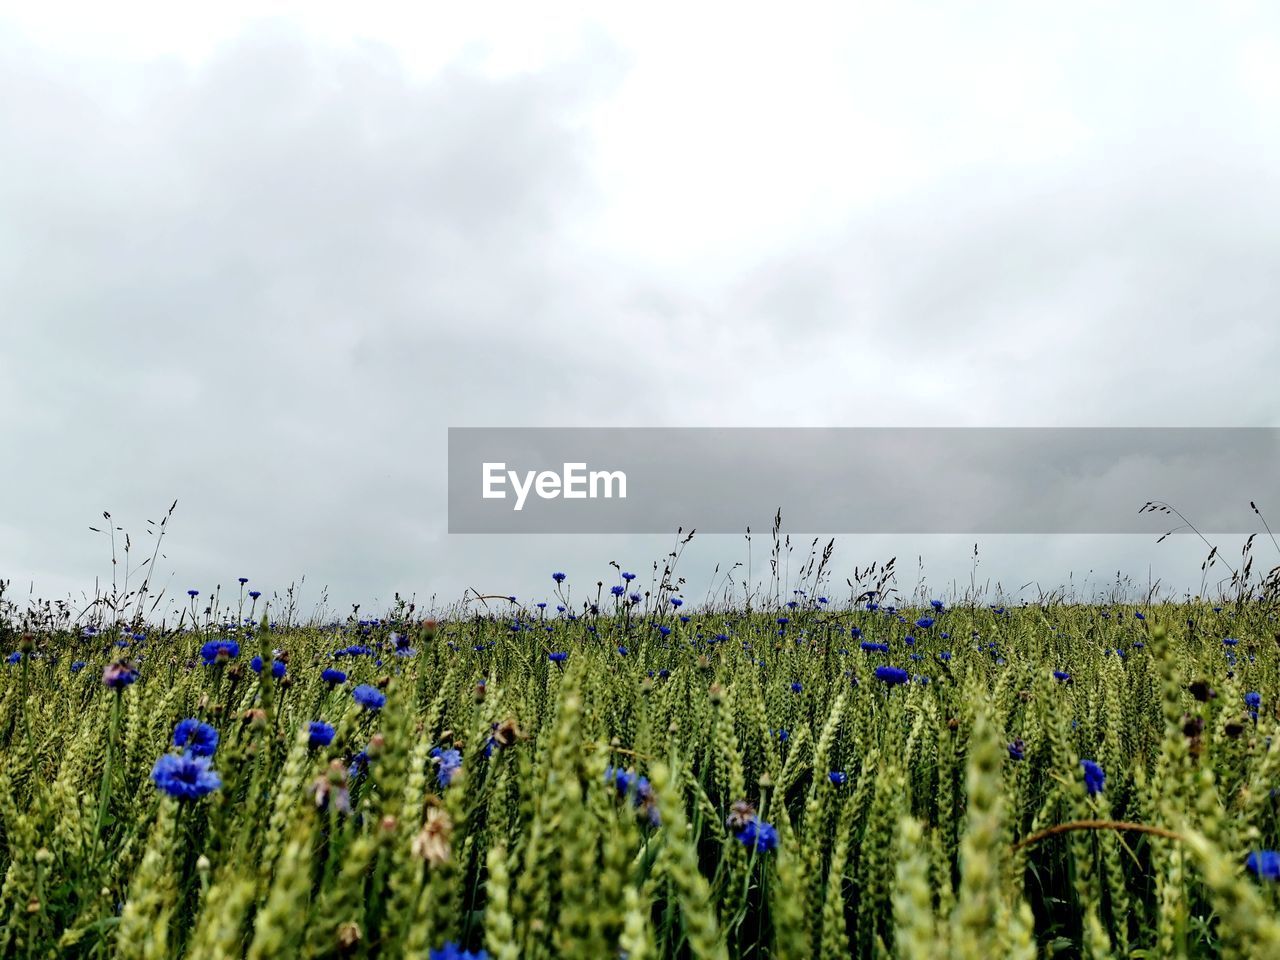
1,599,1279,957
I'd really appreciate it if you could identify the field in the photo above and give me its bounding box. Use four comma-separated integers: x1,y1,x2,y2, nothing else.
3,580,1280,958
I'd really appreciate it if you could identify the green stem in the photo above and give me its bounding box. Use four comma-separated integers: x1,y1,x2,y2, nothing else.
93,690,124,853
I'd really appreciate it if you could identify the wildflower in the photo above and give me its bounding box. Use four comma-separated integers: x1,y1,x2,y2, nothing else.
548,651,568,663
931,600,945,611
309,759,352,813
1224,637,1239,647
493,717,523,749
151,752,221,800
938,651,952,662
352,684,386,710
670,598,683,608
309,721,336,748
874,666,909,686
187,589,199,598
249,656,284,678
172,719,219,757
1081,759,1105,795
1246,691,1262,721
611,585,625,596
828,771,848,786
915,617,934,629
1188,680,1217,702
1008,739,1026,761
1246,850,1280,881
348,750,370,781
860,641,889,653
736,818,779,853
249,590,261,600
429,943,488,960
413,806,455,864
71,661,86,673
238,577,248,585
622,571,636,581
1053,670,1071,683
4,652,19,665
630,592,642,603
103,662,138,688
726,800,757,833
790,682,803,693
552,572,567,583
1134,611,1145,620
321,668,347,686
200,640,240,667
432,747,463,788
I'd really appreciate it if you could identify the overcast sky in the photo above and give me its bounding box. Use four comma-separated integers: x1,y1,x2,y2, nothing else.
2,2,1278,619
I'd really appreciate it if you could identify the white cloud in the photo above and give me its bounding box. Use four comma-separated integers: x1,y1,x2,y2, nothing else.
2,3,1278,615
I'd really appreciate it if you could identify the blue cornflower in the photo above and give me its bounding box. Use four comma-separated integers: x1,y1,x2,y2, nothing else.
238,577,248,584
1246,691,1262,721
321,668,347,686
622,571,636,581
903,635,915,646
670,597,683,608
1054,671,1072,683
611,585,625,597
938,651,952,662
1223,637,1239,647
4,652,19,665
172,719,219,757
249,656,285,678
552,572,567,583
617,646,628,656
1134,611,1145,620
548,651,568,663
606,765,636,797
828,771,848,786
249,590,261,600
931,600,945,611
874,666,909,686
103,662,138,688
348,750,370,781
1008,739,1026,761
736,818,779,853
630,592,642,603
200,640,240,665
1246,850,1280,881
71,661,86,673
790,682,803,693
309,721,336,748
860,641,889,653
352,684,386,710
429,943,489,960
1081,759,1105,795
915,617,934,629
151,752,221,800
187,590,199,598
432,747,462,787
